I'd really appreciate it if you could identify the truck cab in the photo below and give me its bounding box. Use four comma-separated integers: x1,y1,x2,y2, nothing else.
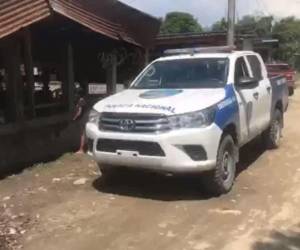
86,47,288,195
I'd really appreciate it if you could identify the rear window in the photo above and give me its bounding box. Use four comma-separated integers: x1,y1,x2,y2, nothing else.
235,57,249,83
247,55,263,80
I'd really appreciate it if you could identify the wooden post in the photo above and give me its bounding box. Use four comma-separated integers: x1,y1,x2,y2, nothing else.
242,38,254,51
66,43,75,112
145,48,150,66
106,67,112,95
23,28,35,118
3,37,24,122
111,53,117,95
107,53,117,95
267,48,273,63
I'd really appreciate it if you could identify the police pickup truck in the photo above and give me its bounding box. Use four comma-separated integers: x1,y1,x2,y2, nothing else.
86,47,289,195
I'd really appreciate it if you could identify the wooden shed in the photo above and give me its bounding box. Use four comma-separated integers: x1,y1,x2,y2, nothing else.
0,0,160,173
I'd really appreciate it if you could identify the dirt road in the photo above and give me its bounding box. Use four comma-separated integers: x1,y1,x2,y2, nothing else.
2,92,300,250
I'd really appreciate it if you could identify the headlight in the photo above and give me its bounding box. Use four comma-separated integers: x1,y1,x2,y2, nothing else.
88,109,101,125
168,107,216,129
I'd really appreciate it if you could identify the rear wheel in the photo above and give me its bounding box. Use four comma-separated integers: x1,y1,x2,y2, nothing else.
262,109,283,149
202,135,237,196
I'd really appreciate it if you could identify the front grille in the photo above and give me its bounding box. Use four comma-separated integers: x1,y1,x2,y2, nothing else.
99,112,170,133
97,139,165,157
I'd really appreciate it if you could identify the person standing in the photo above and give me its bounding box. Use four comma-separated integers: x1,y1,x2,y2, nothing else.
73,87,87,153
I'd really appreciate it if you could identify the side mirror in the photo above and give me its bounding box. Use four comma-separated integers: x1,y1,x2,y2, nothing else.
237,77,258,88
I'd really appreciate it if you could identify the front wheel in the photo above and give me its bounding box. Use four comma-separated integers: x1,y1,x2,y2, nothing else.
289,87,294,96
98,164,132,184
262,109,283,149
99,164,117,177
202,135,237,196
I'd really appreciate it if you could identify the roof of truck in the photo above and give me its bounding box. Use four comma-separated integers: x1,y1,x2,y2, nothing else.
157,50,256,62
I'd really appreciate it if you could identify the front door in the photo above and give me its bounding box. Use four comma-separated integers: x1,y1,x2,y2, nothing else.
234,56,259,144
246,55,272,132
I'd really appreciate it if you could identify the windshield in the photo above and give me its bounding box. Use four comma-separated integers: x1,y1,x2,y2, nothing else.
131,58,229,89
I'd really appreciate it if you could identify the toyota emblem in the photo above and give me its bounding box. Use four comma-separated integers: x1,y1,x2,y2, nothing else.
119,119,136,131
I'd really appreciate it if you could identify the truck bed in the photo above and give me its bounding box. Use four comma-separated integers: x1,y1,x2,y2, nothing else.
270,75,289,113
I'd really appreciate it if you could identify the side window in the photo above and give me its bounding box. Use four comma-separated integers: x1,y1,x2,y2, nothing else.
235,57,249,84
247,55,263,80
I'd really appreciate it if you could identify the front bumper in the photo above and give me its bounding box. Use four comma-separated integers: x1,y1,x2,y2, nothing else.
86,123,222,174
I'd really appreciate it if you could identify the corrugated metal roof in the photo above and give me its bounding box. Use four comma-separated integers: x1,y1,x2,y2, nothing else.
49,0,138,45
0,0,51,39
69,0,161,47
110,0,161,47
0,0,160,47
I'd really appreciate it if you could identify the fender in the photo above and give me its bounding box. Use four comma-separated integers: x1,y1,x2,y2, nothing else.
214,84,240,143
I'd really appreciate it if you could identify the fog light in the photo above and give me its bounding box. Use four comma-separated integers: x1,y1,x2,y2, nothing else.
183,145,207,161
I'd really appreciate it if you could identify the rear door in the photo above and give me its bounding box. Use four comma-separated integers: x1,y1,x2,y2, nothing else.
234,56,259,144
246,55,272,131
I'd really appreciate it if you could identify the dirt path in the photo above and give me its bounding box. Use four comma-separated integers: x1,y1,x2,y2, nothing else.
2,91,300,250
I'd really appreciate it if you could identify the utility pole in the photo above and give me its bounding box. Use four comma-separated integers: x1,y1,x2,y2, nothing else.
227,0,236,46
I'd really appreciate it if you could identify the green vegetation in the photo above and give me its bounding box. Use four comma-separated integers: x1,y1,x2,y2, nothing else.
160,12,203,34
211,18,228,32
211,15,300,68
272,17,300,68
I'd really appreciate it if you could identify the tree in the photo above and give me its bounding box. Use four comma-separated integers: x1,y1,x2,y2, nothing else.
273,17,300,66
211,14,300,68
236,15,257,34
236,15,273,36
256,16,273,36
211,18,228,32
160,12,203,34
211,15,273,36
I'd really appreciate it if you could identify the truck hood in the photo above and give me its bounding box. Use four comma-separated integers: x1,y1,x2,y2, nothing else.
94,88,226,115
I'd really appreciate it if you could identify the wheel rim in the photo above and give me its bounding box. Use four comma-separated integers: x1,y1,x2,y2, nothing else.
274,120,281,145
222,151,234,182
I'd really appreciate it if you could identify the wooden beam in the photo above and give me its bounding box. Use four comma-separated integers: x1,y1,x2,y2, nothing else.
23,28,35,118
3,37,24,122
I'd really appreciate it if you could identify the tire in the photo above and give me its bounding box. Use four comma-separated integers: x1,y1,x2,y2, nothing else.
202,135,237,196
98,164,120,180
262,109,283,149
98,164,130,183
289,87,294,96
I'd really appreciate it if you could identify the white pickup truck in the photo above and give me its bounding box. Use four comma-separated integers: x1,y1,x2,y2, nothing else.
86,47,289,195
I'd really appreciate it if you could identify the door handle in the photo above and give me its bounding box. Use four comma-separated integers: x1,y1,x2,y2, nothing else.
253,92,259,99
